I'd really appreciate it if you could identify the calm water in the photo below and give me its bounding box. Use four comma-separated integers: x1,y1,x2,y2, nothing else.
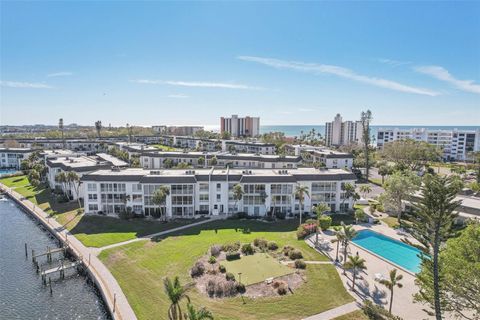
0,198,110,320
0,169,19,176
260,125,480,138
352,229,422,273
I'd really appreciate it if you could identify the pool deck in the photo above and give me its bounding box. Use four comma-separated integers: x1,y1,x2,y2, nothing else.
306,223,434,320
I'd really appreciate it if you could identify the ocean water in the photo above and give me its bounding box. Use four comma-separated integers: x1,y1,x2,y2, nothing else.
260,125,480,138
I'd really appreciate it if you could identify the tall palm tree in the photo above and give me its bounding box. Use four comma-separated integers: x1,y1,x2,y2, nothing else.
164,276,191,320
360,110,372,180
344,254,367,291
259,190,268,217
341,183,356,211
95,120,102,139
331,225,344,262
232,184,244,213
339,222,358,273
55,171,69,198
152,186,170,220
184,304,213,320
378,269,403,314
359,185,372,199
66,171,82,209
58,118,65,149
314,202,330,246
294,184,310,225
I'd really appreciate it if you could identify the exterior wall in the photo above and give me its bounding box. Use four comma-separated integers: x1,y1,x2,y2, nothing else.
325,114,362,147
220,115,260,137
0,150,32,169
82,176,355,218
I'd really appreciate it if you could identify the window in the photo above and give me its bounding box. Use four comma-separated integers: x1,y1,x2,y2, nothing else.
216,194,221,201
88,194,98,201
199,183,209,192
199,194,209,202
87,183,97,192
88,204,98,211
132,184,142,192
216,183,221,191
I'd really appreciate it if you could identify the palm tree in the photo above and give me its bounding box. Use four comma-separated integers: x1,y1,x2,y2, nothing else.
359,185,372,199
164,276,192,320
314,202,330,246
184,304,213,320
259,190,268,217
339,222,358,273
341,183,355,211
378,165,391,185
331,226,344,263
55,171,69,198
152,186,170,220
66,171,82,209
294,184,310,225
360,110,373,180
58,118,65,149
344,254,367,291
95,120,102,139
232,184,244,213
378,269,403,314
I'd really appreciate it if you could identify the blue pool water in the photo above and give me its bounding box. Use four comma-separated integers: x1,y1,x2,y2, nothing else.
352,229,422,273
0,169,18,176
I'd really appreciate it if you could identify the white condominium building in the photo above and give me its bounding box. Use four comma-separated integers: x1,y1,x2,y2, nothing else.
140,151,301,169
81,167,356,218
0,148,33,169
376,128,480,161
220,114,260,137
325,114,363,147
285,145,354,169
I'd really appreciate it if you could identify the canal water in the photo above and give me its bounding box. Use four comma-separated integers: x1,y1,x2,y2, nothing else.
0,198,110,320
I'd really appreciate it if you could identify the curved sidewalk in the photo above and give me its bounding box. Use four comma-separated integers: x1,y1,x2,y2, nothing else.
1,183,137,320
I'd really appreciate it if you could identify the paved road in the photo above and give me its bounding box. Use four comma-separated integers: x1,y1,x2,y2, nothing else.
1,184,137,320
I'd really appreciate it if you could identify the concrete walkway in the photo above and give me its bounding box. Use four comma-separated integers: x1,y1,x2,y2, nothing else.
95,216,220,253
1,184,137,320
303,302,360,320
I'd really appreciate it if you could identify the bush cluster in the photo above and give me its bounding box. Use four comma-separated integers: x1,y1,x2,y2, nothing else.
318,214,333,230
219,265,226,273
241,243,255,255
295,259,307,269
225,272,236,281
190,261,205,278
253,238,268,248
275,211,287,220
236,282,246,293
210,245,222,257
226,251,241,261
296,223,317,239
288,249,303,260
222,241,241,252
206,278,238,298
283,245,294,256
208,256,217,264
267,241,278,250
273,280,288,295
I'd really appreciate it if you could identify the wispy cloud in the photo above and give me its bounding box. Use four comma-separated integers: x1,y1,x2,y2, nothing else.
298,108,314,112
238,56,439,96
47,72,73,78
0,81,53,89
278,111,293,115
414,65,480,94
378,58,411,67
131,79,261,90
167,94,189,99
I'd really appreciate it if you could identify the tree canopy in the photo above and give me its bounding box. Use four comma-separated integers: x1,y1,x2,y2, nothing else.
380,139,441,172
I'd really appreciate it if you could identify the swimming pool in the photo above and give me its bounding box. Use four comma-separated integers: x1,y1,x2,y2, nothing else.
0,169,19,176
352,229,422,273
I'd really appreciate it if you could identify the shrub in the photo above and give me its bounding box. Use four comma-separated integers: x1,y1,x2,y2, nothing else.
272,280,282,289
226,251,241,261
190,261,205,277
267,241,278,251
305,218,317,225
274,281,288,295
288,249,303,260
283,245,294,256
209,278,238,297
225,272,235,281
206,279,216,297
219,265,226,273
118,207,135,220
236,282,246,293
318,214,332,230
236,212,249,219
208,256,216,264
296,223,316,239
253,238,268,248
355,209,367,223
361,300,403,320
210,245,222,257
222,241,241,252
241,243,255,255
295,259,307,269
242,228,251,234
275,211,286,220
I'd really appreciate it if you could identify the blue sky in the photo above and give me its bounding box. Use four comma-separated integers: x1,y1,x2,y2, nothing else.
1,1,479,127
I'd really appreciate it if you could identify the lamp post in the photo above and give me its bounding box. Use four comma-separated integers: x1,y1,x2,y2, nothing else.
238,272,242,285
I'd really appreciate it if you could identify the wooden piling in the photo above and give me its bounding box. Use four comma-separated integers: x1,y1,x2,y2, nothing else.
49,277,52,296
32,249,35,263
25,243,28,258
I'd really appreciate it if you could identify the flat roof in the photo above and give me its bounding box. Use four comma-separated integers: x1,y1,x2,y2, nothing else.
140,151,301,162
47,154,127,172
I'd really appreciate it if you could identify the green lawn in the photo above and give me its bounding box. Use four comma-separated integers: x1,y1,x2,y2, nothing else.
330,213,356,226
1,175,205,248
152,144,181,151
99,219,352,320
222,253,293,285
381,216,400,228
368,178,383,186
332,310,368,320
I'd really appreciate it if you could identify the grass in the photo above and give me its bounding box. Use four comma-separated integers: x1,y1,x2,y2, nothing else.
152,144,181,151
381,216,400,228
368,178,383,186
330,213,356,226
332,310,368,320
0,175,205,248
222,253,293,285
99,219,353,320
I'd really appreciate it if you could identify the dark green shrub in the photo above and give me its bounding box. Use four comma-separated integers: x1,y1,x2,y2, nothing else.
275,211,286,220
242,228,251,234
208,256,216,264
283,245,294,256
241,243,254,255
288,249,303,260
236,282,246,293
318,214,333,230
267,241,278,250
219,265,226,273
225,272,235,281
226,251,241,261
295,259,307,269
361,300,403,320
253,238,268,249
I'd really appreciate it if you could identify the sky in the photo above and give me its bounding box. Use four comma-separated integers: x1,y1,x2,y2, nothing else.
1,1,479,127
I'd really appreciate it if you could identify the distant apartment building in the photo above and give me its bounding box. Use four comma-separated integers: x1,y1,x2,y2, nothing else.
376,128,480,161
220,115,260,137
324,114,363,147
285,145,354,169
140,151,301,169
0,148,33,169
81,167,356,217
45,153,128,199
152,125,203,136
